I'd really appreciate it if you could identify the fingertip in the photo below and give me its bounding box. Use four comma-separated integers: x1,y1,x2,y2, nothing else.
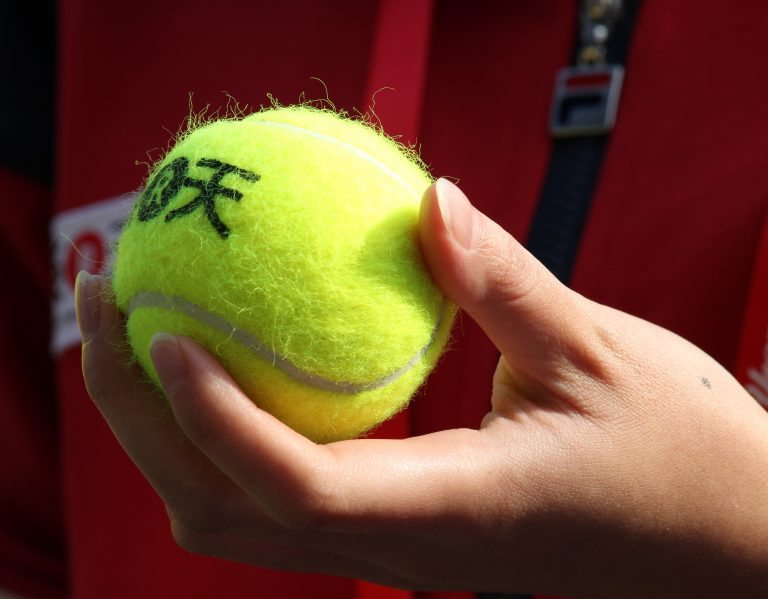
155,335,259,421
419,179,438,221
419,178,480,309
434,178,477,250
79,273,133,400
152,339,326,504
419,180,454,271
420,178,477,251
75,271,105,339
150,333,187,396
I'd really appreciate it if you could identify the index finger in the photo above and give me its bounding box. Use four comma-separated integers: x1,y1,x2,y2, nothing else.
152,332,502,534
76,272,243,504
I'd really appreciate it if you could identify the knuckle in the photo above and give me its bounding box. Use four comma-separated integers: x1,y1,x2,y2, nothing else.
173,401,217,449
167,495,235,537
82,373,103,404
170,519,211,556
274,495,332,531
477,228,544,306
272,468,347,531
81,353,112,403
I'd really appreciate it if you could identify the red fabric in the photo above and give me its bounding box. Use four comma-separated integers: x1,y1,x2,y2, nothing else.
1,0,765,597
0,169,65,598
362,0,435,144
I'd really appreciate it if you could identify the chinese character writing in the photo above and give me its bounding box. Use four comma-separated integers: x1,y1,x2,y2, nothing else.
136,156,260,239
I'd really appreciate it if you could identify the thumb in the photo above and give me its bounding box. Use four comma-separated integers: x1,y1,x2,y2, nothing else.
419,178,598,379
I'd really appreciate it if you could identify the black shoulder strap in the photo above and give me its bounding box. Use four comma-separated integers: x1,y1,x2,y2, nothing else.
525,0,643,285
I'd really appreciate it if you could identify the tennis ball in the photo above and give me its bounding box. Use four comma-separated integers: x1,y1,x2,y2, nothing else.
112,105,456,443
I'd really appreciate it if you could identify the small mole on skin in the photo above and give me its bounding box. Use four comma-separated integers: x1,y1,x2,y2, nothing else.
700,377,712,389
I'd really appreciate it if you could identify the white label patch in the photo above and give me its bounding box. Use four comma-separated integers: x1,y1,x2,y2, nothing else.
50,194,136,354
746,329,768,408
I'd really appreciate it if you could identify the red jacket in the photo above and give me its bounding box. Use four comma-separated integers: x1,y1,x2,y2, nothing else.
2,1,767,597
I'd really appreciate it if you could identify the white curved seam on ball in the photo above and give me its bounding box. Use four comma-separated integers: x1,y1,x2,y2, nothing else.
128,291,445,394
246,120,420,199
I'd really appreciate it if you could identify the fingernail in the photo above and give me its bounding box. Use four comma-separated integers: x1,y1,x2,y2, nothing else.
435,178,476,249
75,271,103,338
150,333,187,392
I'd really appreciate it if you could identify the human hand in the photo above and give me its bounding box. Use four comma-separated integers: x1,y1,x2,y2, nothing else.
78,179,768,598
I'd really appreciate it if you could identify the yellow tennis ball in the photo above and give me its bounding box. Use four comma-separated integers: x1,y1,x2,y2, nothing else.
112,105,456,442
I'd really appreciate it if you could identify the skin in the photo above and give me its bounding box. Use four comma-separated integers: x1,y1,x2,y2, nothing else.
78,178,768,597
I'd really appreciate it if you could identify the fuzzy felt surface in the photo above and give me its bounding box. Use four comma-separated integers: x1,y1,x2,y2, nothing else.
113,106,456,442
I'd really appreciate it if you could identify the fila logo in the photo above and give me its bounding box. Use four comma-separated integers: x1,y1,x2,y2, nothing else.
746,329,768,408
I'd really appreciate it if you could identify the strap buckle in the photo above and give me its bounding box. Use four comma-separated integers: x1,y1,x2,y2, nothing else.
548,64,624,138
